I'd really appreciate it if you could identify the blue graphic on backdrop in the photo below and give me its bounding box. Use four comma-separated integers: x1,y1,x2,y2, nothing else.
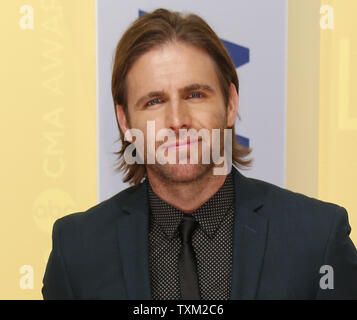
139,9,250,147
220,39,249,68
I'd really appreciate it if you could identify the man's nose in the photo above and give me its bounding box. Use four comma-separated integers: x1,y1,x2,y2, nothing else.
165,99,192,132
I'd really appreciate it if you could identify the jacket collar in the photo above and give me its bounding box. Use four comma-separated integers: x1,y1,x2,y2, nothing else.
230,167,269,299
116,167,269,300
116,181,152,299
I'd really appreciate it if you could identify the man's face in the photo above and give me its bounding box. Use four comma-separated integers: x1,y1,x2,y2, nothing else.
116,41,238,183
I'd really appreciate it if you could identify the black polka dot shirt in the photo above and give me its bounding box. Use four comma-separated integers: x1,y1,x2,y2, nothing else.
147,173,235,300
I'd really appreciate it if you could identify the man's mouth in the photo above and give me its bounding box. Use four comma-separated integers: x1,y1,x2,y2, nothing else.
165,137,201,150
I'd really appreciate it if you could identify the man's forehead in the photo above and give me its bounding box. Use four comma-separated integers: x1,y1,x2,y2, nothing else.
126,42,220,98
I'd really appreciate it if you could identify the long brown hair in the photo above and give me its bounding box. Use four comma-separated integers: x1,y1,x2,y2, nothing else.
111,8,252,186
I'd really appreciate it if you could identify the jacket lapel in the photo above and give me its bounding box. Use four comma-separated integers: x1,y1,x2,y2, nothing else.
116,181,152,299
230,168,269,300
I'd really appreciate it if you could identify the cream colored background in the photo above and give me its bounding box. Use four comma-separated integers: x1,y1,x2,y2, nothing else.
318,0,357,245
286,0,357,245
0,0,97,299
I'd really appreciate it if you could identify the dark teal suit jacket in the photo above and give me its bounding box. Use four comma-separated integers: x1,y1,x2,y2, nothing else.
42,168,357,299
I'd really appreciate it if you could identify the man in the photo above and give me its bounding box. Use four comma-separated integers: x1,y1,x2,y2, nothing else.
42,8,357,300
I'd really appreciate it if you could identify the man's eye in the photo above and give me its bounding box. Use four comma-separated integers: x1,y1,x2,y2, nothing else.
146,98,162,106
188,92,203,99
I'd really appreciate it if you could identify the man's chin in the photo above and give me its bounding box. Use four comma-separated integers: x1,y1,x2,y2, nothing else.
147,163,213,184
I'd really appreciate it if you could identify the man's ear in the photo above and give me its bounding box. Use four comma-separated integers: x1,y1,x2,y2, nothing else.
115,104,132,143
226,83,239,127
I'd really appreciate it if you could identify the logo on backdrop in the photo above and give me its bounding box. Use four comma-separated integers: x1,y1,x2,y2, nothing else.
139,9,251,148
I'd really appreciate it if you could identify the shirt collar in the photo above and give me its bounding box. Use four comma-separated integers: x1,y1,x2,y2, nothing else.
147,173,235,239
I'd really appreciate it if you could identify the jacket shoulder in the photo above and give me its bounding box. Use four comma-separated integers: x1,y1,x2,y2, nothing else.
52,184,139,236
242,175,347,225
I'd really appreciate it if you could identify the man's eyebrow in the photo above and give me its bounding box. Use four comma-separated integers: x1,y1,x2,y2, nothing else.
135,90,166,108
180,83,215,94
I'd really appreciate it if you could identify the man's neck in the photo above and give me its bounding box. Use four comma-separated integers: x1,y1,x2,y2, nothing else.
146,167,227,213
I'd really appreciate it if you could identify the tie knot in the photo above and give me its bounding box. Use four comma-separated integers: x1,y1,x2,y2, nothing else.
178,214,198,243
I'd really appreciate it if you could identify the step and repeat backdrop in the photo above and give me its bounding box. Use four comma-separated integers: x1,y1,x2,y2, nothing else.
0,0,356,299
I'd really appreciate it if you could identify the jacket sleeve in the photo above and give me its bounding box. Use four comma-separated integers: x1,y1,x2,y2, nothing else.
316,207,357,299
42,219,75,300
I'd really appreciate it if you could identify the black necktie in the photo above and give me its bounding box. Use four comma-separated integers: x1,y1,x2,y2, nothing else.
178,213,201,300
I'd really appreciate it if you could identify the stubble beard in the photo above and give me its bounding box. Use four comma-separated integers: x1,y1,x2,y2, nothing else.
147,161,214,185
139,114,228,185
146,126,226,185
